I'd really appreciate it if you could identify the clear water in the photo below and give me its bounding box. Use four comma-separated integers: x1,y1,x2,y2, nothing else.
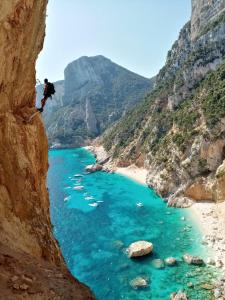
48,148,215,300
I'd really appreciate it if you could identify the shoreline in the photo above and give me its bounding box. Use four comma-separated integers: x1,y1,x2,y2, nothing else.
188,201,225,265
85,145,225,269
116,166,148,186
84,145,148,185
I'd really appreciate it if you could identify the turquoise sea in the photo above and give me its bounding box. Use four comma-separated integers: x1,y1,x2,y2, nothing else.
48,148,215,300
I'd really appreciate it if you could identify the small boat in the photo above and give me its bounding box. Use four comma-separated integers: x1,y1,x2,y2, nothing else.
85,196,94,201
97,200,104,203
73,186,84,191
74,174,84,177
64,196,71,202
88,202,99,207
136,202,144,207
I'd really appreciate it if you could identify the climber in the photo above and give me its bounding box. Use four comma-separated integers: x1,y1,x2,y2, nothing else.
37,78,55,112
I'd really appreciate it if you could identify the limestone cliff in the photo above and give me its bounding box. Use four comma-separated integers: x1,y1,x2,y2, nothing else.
36,55,154,148
0,1,95,299
191,0,225,40
103,0,225,205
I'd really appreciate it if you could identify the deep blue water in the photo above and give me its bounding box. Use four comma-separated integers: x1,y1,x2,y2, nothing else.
48,148,214,300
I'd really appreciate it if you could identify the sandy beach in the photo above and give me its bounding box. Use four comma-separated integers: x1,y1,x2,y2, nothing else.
116,166,148,185
189,201,225,263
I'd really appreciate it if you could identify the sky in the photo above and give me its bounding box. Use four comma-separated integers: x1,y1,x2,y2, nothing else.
36,0,191,83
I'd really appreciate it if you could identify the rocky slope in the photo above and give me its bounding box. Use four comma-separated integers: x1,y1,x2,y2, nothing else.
37,55,154,148
0,1,95,299
103,0,225,205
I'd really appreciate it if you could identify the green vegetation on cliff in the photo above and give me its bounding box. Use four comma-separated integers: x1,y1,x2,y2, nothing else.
103,60,225,161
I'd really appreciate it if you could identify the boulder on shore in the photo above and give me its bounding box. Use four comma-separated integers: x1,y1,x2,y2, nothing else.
170,291,188,300
85,164,103,173
128,241,153,258
183,254,204,265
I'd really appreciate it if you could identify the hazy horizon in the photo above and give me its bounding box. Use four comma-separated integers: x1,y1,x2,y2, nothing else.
36,0,191,83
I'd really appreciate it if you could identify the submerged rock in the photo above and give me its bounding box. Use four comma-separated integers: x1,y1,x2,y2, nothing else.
165,257,177,266
170,291,188,300
183,254,204,265
201,283,213,290
152,259,165,269
128,241,153,258
113,240,124,250
129,276,148,289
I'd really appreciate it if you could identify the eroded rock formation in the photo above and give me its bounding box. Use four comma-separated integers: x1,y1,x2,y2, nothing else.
0,1,95,299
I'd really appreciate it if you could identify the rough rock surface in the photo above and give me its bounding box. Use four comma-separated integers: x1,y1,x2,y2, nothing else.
183,254,204,265
165,257,177,266
128,241,153,258
0,1,95,299
129,277,148,289
191,0,225,40
170,291,188,300
85,164,103,173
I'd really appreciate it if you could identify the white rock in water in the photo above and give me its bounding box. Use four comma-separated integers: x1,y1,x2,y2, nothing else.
170,291,188,300
128,241,153,258
129,277,148,289
85,164,102,173
165,257,177,266
183,253,204,265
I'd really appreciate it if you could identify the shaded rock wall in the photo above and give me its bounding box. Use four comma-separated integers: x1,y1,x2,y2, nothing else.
0,1,95,299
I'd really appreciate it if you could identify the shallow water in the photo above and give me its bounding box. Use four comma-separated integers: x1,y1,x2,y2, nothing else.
48,148,215,300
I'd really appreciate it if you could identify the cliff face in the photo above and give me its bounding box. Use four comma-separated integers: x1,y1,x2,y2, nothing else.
0,1,95,299
191,0,225,40
103,0,225,205
36,55,154,148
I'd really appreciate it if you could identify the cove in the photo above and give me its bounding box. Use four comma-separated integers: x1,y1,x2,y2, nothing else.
48,148,215,300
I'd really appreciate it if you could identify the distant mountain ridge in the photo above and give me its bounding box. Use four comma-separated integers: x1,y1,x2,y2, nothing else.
36,55,155,147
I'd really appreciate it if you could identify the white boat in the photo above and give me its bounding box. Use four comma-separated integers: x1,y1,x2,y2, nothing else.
73,185,84,191
64,196,71,202
85,196,94,201
74,174,83,177
97,200,104,203
136,202,144,207
88,202,99,207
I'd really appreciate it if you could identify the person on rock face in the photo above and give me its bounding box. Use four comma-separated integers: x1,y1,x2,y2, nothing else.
37,78,55,112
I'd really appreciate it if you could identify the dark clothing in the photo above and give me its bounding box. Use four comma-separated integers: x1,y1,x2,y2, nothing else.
41,95,49,109
41,83,51,109
43,83,51,97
